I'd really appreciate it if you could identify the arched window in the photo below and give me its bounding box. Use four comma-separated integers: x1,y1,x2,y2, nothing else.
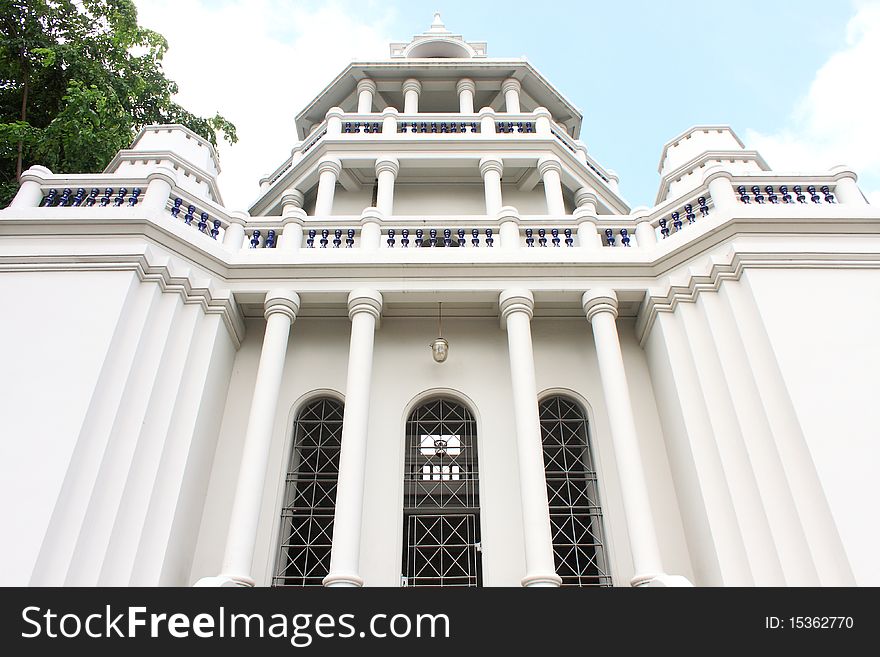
273,397,343,586
539,395,611,587
402,397,481,587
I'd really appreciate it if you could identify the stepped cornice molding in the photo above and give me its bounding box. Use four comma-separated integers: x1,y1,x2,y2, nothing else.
0,246,245,347
634,245,880,346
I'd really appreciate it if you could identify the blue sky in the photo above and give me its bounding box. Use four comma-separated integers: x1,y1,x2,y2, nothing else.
133,0,880,209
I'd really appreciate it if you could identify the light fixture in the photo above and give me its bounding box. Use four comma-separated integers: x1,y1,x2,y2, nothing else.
430,302,449,363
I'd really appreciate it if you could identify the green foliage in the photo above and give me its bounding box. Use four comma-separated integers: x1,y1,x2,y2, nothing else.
0,0,237,206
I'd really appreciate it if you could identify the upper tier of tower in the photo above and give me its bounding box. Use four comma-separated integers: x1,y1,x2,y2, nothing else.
294,13,583,140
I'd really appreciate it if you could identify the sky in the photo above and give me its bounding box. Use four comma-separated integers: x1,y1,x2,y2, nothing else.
131,0,880,210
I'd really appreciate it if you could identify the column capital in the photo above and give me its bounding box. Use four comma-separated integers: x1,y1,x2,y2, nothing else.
360,206,384,225
281,187,304,210
532,106,552,120
375,155,400,178
456,77,476,95
496,205,521,223
582,288,618,322
499,288,535,325
356,78,377,95
146,166,178,188
501,77,522,95
402,78,422,95
347,288,383,323
829,164,858,182
265,289,301,322
325,106,345,121
227,210,249,226
479,156,504,178
537,155,563,178
18,165,52,185
574,186,598,209
380,107,399,119
317,156,343,178
701,164,734,185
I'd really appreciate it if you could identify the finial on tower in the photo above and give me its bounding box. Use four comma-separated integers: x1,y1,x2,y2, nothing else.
428,11,449,33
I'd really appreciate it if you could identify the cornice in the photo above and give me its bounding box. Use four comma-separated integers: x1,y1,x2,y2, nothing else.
634,248,880,346
0,248,246,348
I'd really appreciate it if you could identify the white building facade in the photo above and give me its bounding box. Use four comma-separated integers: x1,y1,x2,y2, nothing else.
1,16,876,588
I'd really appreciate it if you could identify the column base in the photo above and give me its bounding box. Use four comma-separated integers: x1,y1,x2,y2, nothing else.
193,574,255,587
322,573,364,587
630,573,694,587
521,572,563,587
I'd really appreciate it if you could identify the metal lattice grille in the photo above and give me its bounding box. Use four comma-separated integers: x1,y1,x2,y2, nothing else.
540,396,612,587
273,398,343,587
403,398,481,587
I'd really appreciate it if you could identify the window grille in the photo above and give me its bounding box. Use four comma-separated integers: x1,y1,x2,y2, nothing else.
402,398,481,587
540,396,612,587
273,397,343,586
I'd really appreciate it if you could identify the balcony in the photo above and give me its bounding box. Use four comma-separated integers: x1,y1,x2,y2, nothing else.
6,165,873,282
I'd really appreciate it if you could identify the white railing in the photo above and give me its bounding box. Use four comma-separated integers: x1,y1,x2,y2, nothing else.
15,170,867,257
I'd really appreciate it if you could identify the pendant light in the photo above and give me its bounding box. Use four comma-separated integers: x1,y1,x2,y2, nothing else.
430,302,449,363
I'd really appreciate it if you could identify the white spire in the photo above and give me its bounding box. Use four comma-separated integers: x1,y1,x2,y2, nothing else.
427,11,449,33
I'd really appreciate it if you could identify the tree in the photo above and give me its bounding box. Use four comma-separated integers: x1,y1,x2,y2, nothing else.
0,0,237,206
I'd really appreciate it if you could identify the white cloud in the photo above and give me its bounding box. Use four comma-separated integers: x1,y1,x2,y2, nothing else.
746,2,880,203
133,0,394,209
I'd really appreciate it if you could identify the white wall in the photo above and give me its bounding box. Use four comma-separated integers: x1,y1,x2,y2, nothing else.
643,265,861,586
0,268,237,586
743,267,879,585
0,270,135,585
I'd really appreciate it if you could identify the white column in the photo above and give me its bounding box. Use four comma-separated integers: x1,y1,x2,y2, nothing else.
538,156,566,216
314,157,342,217
356,78,377,114
635,220,657,248
498,206,521,250
582,289,678,587
223,210,247,251
326,107,344,136
574,188,600,251
501,78,522,113
214,290,300,586
631,206,656,248
534,107,552,136
142,167,177,215
279,188,305,250
478,107,496,134
830,165,867,204
324,289,383,587
703,167,737,213
10,165,51,208
402,78,421,114
359,207,382,250
375,155,399,216
456,78,476,114
480,156,504,216
499,289,562,587
381,107,399,135
606,169,620,195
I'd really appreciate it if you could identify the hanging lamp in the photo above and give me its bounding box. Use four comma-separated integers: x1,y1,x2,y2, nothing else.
430,302,449,363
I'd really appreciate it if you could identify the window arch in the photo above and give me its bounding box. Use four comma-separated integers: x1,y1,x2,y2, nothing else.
273,397,343,586
402,397,481,587
539,395,611,587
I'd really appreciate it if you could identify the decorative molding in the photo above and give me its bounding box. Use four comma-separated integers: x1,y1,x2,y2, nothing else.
635,248,880,346
0,250,246,348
